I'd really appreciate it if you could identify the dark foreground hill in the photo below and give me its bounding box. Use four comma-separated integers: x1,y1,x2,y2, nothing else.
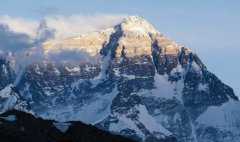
0,110,141,142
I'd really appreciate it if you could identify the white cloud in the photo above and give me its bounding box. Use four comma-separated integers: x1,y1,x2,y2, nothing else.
0,15,38,38
0,13,126,56
0,14,126,39
0,14,126,64
45,14,126,39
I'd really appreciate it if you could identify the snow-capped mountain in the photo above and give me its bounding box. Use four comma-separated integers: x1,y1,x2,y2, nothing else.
0,16,239,142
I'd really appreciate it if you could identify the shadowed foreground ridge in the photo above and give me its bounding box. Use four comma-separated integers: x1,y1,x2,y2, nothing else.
0,110,141,142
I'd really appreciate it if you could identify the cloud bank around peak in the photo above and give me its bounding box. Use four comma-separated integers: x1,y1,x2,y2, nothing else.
0,14,126,65
45,14,126,39
0,14,126,40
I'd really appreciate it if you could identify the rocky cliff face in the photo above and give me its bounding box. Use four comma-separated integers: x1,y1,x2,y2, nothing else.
0,16,239,142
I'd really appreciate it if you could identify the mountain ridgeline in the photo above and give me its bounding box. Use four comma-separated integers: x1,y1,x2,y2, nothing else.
0,110,138,142
0,16,239,142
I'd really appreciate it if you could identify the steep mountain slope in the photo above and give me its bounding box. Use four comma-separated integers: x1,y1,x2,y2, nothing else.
0,16,239,142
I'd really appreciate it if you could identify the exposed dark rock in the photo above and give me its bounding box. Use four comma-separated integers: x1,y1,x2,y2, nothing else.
0,110,138,142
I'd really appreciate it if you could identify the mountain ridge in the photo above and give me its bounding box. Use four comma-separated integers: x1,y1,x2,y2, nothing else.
0,16,239,142
42,16,181,59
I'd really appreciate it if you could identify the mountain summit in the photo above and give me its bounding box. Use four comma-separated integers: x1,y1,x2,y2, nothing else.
43,16,180,60
0,16,240,142
120,16,158,34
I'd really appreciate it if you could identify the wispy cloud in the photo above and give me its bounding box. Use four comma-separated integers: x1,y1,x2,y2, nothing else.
45,14,126,38
0,14,126,64
0,15,38,38
0,14,125,39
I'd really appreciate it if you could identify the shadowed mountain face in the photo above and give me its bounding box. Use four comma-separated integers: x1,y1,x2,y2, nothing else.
0,16,239,142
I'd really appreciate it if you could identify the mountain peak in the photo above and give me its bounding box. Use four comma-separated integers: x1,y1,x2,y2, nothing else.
43,16,181,58
119,16,158,35
122,16,148,25
1,15,240,142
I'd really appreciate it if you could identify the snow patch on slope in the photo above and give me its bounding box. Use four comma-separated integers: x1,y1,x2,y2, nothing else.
152,74,175,99
121,16,158,35
142,71,184,101
111,114,145,139
53,122,71,133
0,115,17,122
137,105,172,136
0,84,18,114
198,83,209,92
38,86,119,123
109,105,172,140
197,101,240,132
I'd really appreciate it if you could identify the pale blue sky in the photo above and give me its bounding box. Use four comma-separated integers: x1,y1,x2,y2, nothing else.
0,0,239,95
